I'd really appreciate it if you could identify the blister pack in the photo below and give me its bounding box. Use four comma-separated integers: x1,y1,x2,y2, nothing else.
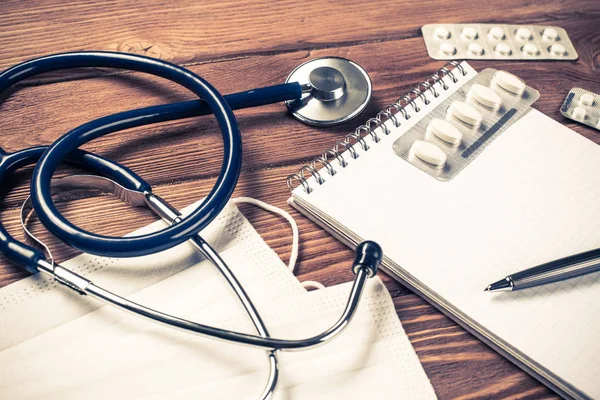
392,69,539,181
422,24,578,61
560,88,600,131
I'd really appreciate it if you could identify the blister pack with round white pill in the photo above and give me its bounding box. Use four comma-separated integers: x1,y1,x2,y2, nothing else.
393,68,540,181
422,24,578,61
560,88,600,131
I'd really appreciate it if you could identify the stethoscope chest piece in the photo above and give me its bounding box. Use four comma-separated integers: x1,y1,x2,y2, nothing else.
285,57,372,127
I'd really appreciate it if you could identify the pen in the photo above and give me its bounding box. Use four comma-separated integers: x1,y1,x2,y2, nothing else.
485,247,600,292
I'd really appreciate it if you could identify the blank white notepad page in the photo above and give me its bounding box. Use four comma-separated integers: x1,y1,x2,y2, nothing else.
292,99,600,398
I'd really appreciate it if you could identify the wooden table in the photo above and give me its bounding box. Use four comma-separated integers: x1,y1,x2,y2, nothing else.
1,1,599,398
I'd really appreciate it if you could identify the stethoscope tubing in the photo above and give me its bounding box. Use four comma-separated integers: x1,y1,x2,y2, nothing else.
0,51,242,257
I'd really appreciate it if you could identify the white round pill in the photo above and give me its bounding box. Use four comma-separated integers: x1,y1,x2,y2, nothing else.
542,28,559,41
468,84,503,110
489,26,505,40
522,43,539,56
516,27,532,40
448,100,482,128
427,119,463,146
493,70,526,95
467,42,484,56
440,42,456,55
462,26,478,40
572,106,587,120
411,140,447,168
435,26,451,39
580,93,595,107
549,43,566,56
494,43,512,56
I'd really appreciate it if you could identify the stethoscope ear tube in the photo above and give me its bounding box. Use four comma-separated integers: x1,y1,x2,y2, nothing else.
45,240,382,351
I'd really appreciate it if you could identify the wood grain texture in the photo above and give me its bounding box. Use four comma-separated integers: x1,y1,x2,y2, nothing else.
2,0,600,398
1,0,599,77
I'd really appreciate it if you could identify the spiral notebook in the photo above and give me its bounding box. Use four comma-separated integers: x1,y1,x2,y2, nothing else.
287,62,600,400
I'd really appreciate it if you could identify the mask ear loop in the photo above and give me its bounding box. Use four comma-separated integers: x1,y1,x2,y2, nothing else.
230,197,325,290
20,190,326,291
19,174,149,275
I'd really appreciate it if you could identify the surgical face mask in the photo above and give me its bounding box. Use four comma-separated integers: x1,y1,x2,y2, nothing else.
139,278,437,400
0,201,435,399
0,201,304,351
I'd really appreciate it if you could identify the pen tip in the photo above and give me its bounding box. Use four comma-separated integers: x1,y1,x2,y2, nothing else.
485,278,513,292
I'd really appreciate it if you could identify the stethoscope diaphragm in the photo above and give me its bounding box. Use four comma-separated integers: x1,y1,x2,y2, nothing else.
285,57,372,127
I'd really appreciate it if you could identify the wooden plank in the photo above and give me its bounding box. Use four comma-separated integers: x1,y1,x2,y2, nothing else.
2,20,600,209
1,0,598,75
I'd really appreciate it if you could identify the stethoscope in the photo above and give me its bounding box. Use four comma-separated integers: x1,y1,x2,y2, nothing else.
0,51,381,399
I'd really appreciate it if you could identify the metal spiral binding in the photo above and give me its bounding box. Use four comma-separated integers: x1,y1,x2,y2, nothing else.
287,61,468,193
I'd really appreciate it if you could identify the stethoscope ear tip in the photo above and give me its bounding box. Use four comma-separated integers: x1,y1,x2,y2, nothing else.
285,57,372,127
352,240,383,278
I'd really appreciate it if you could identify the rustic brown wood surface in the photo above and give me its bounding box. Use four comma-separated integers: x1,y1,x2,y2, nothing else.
1,0,599,398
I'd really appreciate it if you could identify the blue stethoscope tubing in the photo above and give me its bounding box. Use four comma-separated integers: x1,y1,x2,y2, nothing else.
0,51,302,257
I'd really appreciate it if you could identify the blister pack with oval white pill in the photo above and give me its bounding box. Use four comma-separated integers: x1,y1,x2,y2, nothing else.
560,88,600,131
422,24,578,61
392,68,539,181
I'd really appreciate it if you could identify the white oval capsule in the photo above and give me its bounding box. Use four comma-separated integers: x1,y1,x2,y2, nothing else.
468,84,502,110
489,26,505,40
435,26,451,39
493,70,526,95
522,43,539,56
467,42,484,56
494,43,512,56
427,119,463,146
411,140,447,168
580,93,595,107
542,28,559,41
440,42,456,55
461,26,478,40
572,106,587,120
516,27,532,40
549,43,566,56
448,101,482,128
